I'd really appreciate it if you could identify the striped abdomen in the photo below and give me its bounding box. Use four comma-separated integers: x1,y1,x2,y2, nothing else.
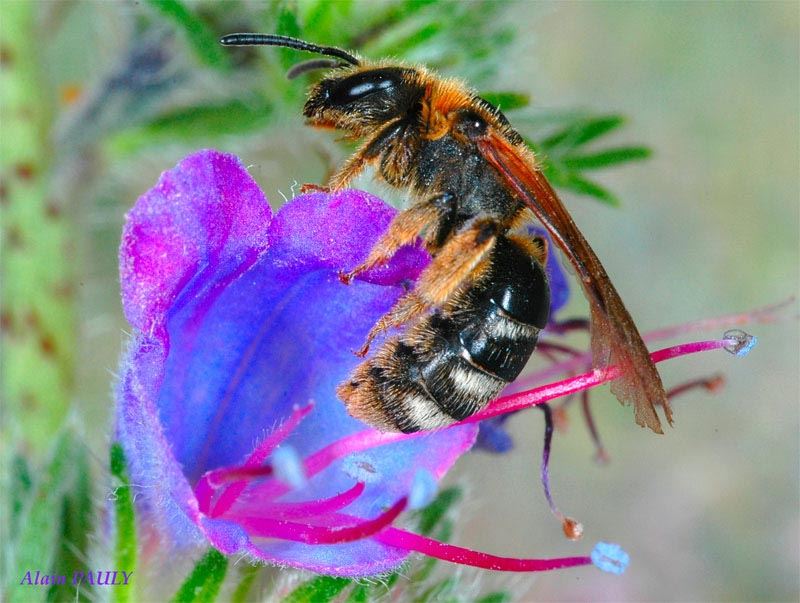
338,236,550,433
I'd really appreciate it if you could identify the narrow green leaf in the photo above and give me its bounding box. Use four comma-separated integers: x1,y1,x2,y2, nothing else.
419,576,457,602
416,487,461,536
562,146,651,170
9,433,75,603
560,174,620,206
372,21,442,57
479,91,531,112
282,576,351,603
344,584,368,603
413,556,438,583
476,592,512,603
9,454,33,540
276,2,303,70
301,0,353,39
111,443,136,603
231,565,260,603
171,549,228,603
146,0,230,70
47,441,94,602
541,115,625,150
106,99,273,156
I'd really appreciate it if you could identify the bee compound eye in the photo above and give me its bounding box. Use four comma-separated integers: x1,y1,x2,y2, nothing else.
326,69,401,106
457,110,488,138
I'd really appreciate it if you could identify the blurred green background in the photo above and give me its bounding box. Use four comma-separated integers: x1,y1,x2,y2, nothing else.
1,1,797,601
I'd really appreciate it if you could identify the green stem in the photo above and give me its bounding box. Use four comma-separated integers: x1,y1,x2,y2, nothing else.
1,1,75,455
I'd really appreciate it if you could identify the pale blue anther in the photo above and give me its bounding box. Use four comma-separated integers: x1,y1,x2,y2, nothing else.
342,454,380,484
272,445,307,489
723,329,758,357
408,469,437,510
591,542,630,575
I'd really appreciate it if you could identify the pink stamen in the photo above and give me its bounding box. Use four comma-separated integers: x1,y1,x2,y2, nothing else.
234,496,407,544
581,390,609,464
251,429,412,501
538,404,583,540
537,340,586,358
219,338,739,510
376,528,591,572
256,482,365,521
666,374,725,400
467,339,731,424
547,317,591,335
196,465,276,515
199,336,745,527
208,403,313,517
512,304,785,394
643,298,793,342
241,403,315,468
192,404,309,516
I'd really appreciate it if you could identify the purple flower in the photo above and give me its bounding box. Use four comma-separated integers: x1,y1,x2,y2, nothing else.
116,149,751,578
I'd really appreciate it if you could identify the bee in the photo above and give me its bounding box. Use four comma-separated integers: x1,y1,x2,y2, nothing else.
340,233,550,432
220,34,672,434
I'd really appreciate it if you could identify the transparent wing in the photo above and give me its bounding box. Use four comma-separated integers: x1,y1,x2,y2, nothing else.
477,128,671,433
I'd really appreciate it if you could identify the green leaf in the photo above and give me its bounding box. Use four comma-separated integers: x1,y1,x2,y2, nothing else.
111,443,137,603
106,99,273,156
416,487,461,536
560,174,620,206
171,549,228,603
301,0,354,40
231,565,260,603
369,20,443,58
9,454,33,541
276,2,303,70
47,441,94,602
146,0,230,70
476,593,512,603
9,433,78,603
562,146,651,170
419,576,457,602
282,576,351,603
479,91,531,112
541,115,625,150
412,556,439,583
344,584,368,603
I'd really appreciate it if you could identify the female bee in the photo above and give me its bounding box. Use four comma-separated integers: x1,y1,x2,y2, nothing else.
340,234,550,432
220,34,671,434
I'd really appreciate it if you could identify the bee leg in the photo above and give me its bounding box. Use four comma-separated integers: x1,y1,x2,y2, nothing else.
354,218,499,356
340,192,456,285
327,119,409,190
299,183,331,194
412,218,500,307
355,293,427,357
507,232,549,265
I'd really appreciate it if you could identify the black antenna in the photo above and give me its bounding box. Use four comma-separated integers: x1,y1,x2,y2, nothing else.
287,58,346,79
219,33,360,66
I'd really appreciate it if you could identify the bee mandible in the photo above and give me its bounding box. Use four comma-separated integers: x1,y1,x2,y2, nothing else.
220,33,672,434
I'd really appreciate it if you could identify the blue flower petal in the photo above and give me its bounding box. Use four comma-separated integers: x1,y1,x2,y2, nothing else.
117,150,478,576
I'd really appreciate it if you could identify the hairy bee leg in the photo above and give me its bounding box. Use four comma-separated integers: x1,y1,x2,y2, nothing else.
412,218,499,306
354,219,498,356
327,118,409,191
340,192,456,285
355,293,427,357
507,232,549,265
300,183,330,194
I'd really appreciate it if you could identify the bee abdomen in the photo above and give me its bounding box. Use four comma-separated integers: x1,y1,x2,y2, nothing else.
338,339,458,433
339,310,540,433
338,236,550,433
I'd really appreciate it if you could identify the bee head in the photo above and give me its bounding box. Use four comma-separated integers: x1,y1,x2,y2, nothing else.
304,66,423,132
220,34,424,134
